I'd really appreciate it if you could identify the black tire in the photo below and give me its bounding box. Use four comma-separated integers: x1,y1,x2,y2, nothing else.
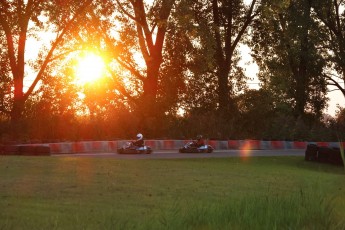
318,147,330,163
328,148,343,165
305,144,318,161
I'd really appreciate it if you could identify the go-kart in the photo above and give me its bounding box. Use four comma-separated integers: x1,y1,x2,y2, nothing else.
179,141,214,153
117,142,152,154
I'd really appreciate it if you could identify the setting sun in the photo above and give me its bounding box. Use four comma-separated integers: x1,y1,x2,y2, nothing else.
75,53,105,84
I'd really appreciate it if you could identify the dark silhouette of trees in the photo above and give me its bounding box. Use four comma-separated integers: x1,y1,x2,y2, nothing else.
0,0,343,141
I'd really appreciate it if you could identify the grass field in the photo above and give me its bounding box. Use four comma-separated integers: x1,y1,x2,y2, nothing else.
0,155,344,229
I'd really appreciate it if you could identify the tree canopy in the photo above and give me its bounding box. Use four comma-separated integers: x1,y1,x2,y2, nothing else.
0,0,344,141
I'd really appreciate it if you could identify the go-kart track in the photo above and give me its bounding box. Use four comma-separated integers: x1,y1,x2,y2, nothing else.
52,149,305,159
3,140,339,158
46,139,339,159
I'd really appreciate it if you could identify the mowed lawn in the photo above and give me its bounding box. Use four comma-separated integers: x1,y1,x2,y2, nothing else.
0,154,344,229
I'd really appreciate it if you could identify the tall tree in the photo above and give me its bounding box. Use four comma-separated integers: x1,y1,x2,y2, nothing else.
251,0,327,118
181,0,259,116
115,0,175,112
211,0,259,112
88,0,178,135
311,0,345,101
0,0,93,125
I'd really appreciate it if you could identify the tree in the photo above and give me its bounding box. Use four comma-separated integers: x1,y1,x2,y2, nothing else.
87,0,182,135
251,0,328,119
311,0,345,101
114,0,175,114
185,0,259,113
236,89,276,138
210,0,259,113
0,0,93,127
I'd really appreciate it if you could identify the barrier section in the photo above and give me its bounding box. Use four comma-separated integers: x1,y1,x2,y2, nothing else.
228,140,240,149
284,141,294,149
18,145,50,156
260,141,271,150
207,140,228,150
239,140,261,150
2,145,19,155
117,140,130,149
218,141,229,149
328,142,341,148
316,142,329,147
174,140,186,150
91,141,108,152
163,140,175,149
145,140,157,149
207,140,217,149
17,139,345,154
270,141,285,149
34,145,51,155
85,142,95,153
292,141,307,149
49,142,73,154
72,142,87,153
18,145,36,155
108,141,118,152
155,140,164,150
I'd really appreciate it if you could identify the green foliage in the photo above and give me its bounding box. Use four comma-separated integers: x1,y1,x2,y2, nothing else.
183,0,256,112
0,0,344,141
251,0,328,118
311,0,345,92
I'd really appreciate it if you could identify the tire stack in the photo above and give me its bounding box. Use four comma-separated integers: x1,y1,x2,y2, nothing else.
305,144,318,161
305,144,344,166
0,144,50,156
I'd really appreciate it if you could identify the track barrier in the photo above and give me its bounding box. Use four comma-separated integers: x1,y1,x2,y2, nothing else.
1,140,344,155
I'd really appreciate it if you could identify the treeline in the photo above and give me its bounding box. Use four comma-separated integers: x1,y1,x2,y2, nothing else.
1,89,344,142
0,0,345,142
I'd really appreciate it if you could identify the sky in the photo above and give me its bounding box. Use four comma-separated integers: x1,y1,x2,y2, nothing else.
326,87,343,116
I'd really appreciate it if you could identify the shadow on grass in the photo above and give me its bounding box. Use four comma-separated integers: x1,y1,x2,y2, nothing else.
297,158,345,175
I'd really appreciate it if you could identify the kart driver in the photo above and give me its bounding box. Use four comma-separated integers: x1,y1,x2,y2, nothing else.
193,135,205,147
132,133,144,147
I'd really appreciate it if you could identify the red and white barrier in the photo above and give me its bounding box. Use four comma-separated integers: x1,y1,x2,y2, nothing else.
3,140,343,155
49,141,117,154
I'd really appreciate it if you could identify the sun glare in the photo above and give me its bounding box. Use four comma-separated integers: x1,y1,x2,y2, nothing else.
75,53,105,84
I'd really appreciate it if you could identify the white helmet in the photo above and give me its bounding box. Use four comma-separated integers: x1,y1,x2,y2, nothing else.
137,133,143,140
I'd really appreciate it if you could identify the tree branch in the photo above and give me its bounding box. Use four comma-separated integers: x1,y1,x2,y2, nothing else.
23,0,93,100
0,8,19,79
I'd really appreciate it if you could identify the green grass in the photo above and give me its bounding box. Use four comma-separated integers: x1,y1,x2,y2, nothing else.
0,155,344,229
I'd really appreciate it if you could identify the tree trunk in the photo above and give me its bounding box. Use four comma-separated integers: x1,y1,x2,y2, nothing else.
137,58,161,136
217,67,230,112
129,0,174,136
294,0,311,118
